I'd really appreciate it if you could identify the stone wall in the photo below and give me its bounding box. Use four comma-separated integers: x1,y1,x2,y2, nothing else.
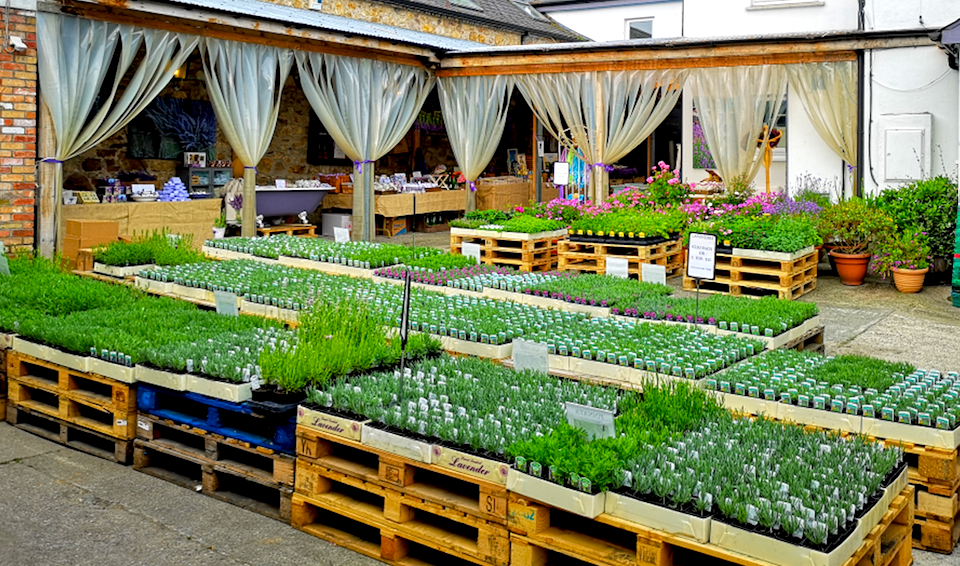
0,8,36,251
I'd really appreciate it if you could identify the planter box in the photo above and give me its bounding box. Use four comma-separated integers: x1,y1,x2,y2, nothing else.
278,256,374,279
485,288,611,317
169,283,212,303
134,276,173,296
201,245,251,261
440,335,513,360
361,426,435,464
861,468,908,534
859,417,960,451
716,392,779,419
709,517,868,566
604,492,712,542
0,331,14,350
450,227,568,241
434,446,510,486
93,262,155,278
186,374,252,403
136,365,187,391
46,348,91,373
88,358,136,384
549,354,699,390
729,245,816,262
297,405,367,442
12,337,54,363
778,403,863,434
506,468,605,518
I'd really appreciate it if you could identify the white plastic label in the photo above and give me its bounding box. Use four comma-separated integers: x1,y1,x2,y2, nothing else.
564,402,615,439
513,339,549,374
641,263,667,286
687,232,718,280
333,227,350,243
462,242,482,262
606,257,629,279
214,291,239,316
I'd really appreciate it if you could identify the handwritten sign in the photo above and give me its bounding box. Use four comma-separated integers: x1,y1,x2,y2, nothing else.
513,339,549,374
333,226,350,243
605,257,629,279
553,162,569,185
462,242,482,263
564,402,615,439
214,290,238,316
687,232,718,280
641,263,667,286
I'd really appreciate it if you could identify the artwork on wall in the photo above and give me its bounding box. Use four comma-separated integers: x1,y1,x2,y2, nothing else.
127,97,217,161
307,110,353,166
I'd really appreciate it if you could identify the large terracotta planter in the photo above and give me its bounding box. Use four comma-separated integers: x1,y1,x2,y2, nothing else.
891,267,928,293
830,251,871,286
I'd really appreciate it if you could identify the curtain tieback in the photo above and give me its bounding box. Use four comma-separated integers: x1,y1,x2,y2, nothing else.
244,166,257,171
40,158,63,164
589,162,614,173
353,159,374,172
468,181,477,192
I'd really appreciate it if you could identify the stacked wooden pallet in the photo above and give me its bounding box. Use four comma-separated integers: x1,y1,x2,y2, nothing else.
683,248,818,300
4,351,136,463
292,415,510,566
908,444,960,553
450,228,566,272
558,239,684,280
132,383,298,521
257,224,317,237
0,334,9,421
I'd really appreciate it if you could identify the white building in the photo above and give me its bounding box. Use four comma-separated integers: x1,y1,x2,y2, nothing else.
534,0,960,196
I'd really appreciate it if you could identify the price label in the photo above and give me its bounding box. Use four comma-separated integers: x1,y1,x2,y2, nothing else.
462,242,482,263
333,227,350,243
605,257,629,279
214,290,239,316
564,402,615,440
687,232,718,280
275,179,287,188
513,339,549,374
641,263,667,286
553,162,569,185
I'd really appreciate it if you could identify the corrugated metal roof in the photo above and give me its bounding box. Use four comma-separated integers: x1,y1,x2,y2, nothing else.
155,0,486,51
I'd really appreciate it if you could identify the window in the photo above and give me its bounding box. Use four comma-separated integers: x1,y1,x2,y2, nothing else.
626,19,653,40
510,0,548,21
749,0,825,9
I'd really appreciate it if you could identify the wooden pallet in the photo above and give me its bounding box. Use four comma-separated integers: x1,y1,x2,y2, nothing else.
683,276,817,300
558,240,684,281
912,470,960,553
781,325,826,354
451,232,563,272
136,383,296,455
509,486,913,566
133,437,294,522
257,223,317,237
294,459,510,566
0,349,6,422
297,425,508,525
6,352,136,440
6,404,133,463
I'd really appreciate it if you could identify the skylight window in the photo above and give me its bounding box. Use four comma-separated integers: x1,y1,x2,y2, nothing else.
511,0,551,22
450,0,483,12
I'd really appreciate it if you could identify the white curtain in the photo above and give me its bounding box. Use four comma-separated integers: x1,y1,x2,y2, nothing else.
689,65,788,186
296,52,434,241
437,75,513,211
516,69,686,202
202,38,293,236
786,61,857,165
37,13,198,253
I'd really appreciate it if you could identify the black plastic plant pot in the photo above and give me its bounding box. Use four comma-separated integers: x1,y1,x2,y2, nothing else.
249,387,305,415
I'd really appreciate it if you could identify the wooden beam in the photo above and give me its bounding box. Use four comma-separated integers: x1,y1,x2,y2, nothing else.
56,1,437,68
438,51,861,77
37,96,57,257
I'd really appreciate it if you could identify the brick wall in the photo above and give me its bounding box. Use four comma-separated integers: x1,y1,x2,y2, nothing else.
0,8,36,252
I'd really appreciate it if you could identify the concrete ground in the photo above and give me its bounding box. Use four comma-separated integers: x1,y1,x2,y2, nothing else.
2,244,958,565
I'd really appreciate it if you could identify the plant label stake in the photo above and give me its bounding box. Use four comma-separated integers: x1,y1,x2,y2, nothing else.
640,263,667,285
397,270,413,422
606,257,629,279
564,402,615,440
214,290,238,316
462,242,481,263
513,339,548,374
333,226,350,243
686,233,717,329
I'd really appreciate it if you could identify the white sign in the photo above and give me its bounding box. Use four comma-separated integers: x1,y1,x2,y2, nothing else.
513,339,549,374
641,263,667,286
214,291,238,316
564,402,615,440
131,184,155,195
462,242,482,263
412,171,422,179
275,179,287,189
687,232,718,280
537,139,544,155
0,254,8,277
605,257,629,279
553,162,569,185
333,227,350,243
333,144,346,160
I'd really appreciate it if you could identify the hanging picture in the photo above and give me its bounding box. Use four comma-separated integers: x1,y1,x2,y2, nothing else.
307,110,353,166
127,97,217,160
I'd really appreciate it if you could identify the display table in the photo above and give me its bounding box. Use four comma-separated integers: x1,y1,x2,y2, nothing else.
60,199,221,250
322,190,467,217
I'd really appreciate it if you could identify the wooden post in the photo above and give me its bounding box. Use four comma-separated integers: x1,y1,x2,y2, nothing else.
241,167,256,237
38,96,57,257
593,72,606,203
532,114,541,203
352,164,375,241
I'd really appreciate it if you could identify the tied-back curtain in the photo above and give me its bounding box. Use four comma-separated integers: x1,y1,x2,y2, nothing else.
37,12,199,254
202,38,293,236
689,65,788,186
296,52,435,241
515,69,687,202
437,75,514,212
786,61,857,166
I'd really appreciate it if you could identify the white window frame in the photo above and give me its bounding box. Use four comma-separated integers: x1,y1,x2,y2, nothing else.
308,0,322,10
748,0,825,10
624,18,653,41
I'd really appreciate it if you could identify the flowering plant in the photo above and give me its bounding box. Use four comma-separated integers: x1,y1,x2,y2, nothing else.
643,161,690,205
870,229,932,278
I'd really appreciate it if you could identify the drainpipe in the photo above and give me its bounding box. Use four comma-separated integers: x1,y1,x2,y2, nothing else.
855,0,866,198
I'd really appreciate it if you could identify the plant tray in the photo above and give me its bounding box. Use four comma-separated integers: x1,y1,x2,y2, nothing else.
0,331,14,350
730,245,816,262
450,227,568,241
297,405,367,442
484,288,611,318
136,383,296,455
296,425,508,524
277,255,374,279
506,469,605,518
361,426,436,464
603,492,712,542
5,404,133,464
434,445,511,486
93,262,155,279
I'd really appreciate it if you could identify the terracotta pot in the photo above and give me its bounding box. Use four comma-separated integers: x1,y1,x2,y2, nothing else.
891,267,928,293
830,251,871,286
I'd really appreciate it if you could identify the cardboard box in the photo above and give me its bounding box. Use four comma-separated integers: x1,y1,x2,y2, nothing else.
65,219,119,244
321,213,353,237
476,177,531,211
382,216,407,237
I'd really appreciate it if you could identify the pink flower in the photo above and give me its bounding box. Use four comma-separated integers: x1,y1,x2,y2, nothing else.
646,177,654,183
